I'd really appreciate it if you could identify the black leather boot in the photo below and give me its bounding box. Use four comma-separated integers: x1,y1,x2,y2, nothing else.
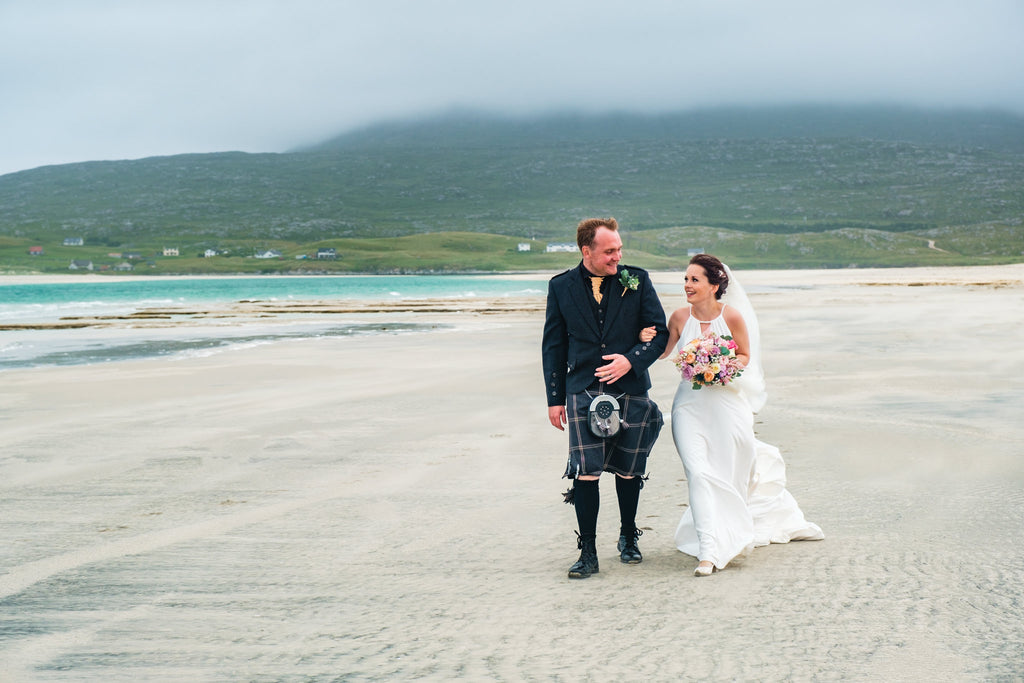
568,531,599,579
617,527,643,564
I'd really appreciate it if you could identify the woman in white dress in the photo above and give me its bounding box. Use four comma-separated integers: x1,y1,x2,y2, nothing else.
642,254,823,576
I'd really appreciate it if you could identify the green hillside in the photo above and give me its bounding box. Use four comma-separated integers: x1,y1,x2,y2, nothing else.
1,106,1022,273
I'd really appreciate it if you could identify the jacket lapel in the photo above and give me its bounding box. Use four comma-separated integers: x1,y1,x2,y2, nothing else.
604,268,625,333
568,268,601,337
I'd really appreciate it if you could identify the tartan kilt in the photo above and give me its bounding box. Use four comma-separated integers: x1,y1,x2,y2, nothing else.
563,390,663,478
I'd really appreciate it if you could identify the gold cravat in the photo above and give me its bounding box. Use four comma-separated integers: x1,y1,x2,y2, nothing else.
590,276,604,304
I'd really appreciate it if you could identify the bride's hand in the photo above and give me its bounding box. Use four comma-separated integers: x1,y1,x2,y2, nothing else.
639,326,657,343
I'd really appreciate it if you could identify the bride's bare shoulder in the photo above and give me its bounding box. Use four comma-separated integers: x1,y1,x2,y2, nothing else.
666,307,690,332
669,307,691,324
722,304,747,331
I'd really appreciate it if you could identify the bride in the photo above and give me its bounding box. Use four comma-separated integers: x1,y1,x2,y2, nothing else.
642,254,823,576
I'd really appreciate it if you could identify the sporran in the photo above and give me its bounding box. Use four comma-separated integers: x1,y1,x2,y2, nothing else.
588,393,622,437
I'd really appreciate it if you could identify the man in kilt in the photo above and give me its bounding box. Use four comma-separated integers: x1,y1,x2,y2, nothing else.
542,217,668,579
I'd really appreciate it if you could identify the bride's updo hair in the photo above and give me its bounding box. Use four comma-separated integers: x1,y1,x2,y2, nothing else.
689,253,729,300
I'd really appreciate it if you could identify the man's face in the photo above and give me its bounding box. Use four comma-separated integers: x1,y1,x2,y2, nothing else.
581,227,622,277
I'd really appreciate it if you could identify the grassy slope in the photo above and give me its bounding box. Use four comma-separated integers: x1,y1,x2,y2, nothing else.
1,106,1022,273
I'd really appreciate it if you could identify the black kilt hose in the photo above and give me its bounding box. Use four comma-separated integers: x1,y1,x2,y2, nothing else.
564,390,663,479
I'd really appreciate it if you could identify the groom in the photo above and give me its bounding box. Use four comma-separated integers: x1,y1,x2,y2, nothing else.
542,217,667,579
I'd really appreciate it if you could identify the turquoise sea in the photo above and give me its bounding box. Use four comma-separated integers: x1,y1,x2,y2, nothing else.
0,275,547,370
0,275,546,324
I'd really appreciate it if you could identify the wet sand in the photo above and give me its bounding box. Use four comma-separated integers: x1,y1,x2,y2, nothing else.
1,265,1022,680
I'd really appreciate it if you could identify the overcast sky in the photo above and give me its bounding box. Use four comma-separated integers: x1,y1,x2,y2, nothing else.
1,0,1022,177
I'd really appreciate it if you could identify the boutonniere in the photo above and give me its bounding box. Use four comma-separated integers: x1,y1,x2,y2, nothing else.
618,269,639,296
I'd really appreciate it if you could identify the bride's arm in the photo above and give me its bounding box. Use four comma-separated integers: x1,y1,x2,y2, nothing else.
657,308,689,359
722,306,751,368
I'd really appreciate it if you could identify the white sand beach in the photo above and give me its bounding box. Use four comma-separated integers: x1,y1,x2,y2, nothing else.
1,264,1023,680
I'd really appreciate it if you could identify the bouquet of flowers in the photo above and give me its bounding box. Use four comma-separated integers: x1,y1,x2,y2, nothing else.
672,333,744,389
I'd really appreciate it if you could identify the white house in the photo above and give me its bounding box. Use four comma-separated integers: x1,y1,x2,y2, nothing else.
68,259,93,271
545,242,578,253
316,247,337,259
254,249,282,259
63,237,84,246
517,243,531,252
162,247,179,256
203,249,218,258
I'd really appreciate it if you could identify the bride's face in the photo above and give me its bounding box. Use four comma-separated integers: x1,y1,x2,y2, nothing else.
684,264,718,304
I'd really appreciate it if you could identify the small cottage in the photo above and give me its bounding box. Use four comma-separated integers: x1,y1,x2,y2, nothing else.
545,242,578,253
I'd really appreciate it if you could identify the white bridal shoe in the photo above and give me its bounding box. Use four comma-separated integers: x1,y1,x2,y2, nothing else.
693,562,716,577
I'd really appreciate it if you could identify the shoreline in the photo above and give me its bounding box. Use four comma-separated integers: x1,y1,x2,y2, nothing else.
1,263,1019,336
3,261,1024,288
0,272,459,286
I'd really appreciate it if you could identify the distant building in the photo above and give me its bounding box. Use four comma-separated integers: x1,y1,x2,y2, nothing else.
28,246,44,256
517,243,531,252
162,247,179,256
203,249,218,258
545,242,578,253
124,252,143,260
316,247,337,260
68,260,93,271
254,249,282,259
114,262,134,271
687,248,705,257
63,237,84,246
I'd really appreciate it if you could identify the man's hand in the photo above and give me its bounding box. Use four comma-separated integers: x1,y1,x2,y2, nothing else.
595,354,633,385
549,405,567,431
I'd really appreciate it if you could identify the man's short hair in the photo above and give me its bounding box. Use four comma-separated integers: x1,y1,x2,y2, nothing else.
576,217,619,250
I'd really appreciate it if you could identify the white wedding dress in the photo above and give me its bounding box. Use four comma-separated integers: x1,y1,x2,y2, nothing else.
671,302,824,570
